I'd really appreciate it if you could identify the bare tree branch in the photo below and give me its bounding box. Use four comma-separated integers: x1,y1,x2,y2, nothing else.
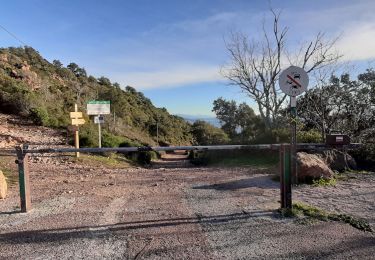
221,8,341,129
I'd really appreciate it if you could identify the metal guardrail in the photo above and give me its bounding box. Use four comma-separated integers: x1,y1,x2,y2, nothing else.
4,143,362,213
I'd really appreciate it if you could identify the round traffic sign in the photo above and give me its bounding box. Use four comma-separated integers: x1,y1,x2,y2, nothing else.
279,66,308,96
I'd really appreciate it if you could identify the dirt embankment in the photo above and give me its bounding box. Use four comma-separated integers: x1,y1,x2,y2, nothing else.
0,113,65,148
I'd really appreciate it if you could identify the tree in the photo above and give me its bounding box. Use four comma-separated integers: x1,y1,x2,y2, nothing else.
298,71,375,141
236,102,263,142
52,60,63,68
98,76,111,86
212,97,261,142
221,9,340,129
88,75,97,83
67,62,87,77
212,98,237,138
191,120,230,145
358,69,375,106
126,85,137,94
113,82,121,89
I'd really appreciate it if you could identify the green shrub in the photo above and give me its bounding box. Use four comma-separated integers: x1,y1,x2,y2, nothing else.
251,128,323,144
191,120,230,145
312,177,337,187
47,116,60,128
189,149,278,167
136,151,157,165
350,143,375,170
123,150,157,166
297,130,322,143
251,128,289,144
188,151,210,166
271,128,290,143
119,140,157,166
102,131,127,147
79,124,99,147
29,107,49,126
119,139,142,148
291,202,373,232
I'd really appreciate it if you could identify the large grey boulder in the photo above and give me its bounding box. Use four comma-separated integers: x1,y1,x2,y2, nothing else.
0,170,7,199
297,152,334,182
320,149,357,172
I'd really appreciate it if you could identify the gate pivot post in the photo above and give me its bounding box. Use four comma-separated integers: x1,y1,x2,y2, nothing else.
15,144,31,212
280,144,292,209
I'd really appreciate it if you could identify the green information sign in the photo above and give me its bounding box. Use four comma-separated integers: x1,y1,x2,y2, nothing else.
87,101,111,104
87,100,111,115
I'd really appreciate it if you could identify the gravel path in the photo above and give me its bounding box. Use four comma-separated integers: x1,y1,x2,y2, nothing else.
0,159,374,259
294,172,375,227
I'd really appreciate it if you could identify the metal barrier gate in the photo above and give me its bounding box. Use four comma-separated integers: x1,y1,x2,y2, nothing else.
3,143,359,213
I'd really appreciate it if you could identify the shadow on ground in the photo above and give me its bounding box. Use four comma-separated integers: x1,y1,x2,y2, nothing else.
0,210,276,244
193,175,278,190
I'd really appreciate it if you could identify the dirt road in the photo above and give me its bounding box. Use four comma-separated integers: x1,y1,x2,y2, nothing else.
0,156,374,259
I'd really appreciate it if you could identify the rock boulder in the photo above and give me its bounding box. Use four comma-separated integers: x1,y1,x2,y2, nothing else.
320,149,357,172
0,170,7,199
297,152,334,182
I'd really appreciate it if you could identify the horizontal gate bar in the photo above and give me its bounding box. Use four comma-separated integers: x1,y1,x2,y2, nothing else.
11,143,361,154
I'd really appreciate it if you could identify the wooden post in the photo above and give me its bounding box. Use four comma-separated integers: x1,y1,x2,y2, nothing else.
16,145,31,212
74,104,80,158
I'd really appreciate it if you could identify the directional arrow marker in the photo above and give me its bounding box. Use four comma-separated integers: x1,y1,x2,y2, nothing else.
70,112,83,119
71,118,86,125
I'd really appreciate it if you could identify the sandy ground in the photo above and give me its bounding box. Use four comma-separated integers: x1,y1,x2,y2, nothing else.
0,154,374,259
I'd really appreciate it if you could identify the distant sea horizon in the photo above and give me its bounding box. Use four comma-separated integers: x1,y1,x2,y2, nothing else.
175,114,221,128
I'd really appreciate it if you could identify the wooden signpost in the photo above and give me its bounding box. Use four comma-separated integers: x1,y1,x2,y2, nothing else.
70,104,85,157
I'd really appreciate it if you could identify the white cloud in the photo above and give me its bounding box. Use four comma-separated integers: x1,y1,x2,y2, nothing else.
336,22,375,61
280,1,375,62
90,2,375,90
98,11,258,90
112,65,223,90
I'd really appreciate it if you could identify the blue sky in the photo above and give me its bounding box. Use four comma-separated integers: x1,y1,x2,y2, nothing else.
1,0,375,116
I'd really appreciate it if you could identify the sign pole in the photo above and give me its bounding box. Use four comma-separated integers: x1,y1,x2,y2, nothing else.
280,144,292,209
74,104,80,158
87,101,110,148
290,97,297,184
98,115,102,148
279,65,309,209
156,121,159,144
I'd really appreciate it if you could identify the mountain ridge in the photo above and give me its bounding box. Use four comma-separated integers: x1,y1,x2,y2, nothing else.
0,46,193,147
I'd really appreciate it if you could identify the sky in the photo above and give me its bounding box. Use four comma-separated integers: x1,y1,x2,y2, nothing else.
1,0,375,116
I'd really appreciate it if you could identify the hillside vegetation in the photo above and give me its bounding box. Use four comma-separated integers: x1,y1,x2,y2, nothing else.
0,46,194,147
